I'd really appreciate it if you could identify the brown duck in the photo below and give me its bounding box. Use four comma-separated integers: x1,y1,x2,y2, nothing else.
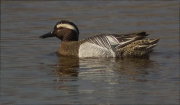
40,20,159,58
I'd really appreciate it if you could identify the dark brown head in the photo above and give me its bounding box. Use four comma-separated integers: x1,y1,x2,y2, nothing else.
40,20,79,41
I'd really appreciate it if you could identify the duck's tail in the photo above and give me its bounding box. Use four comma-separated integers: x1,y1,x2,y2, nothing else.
117,38,160,57
114,31,149,49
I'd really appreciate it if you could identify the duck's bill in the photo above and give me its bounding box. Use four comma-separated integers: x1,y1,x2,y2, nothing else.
39,31,56,39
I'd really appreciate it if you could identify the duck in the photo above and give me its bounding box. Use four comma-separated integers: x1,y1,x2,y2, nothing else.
39,20,159,58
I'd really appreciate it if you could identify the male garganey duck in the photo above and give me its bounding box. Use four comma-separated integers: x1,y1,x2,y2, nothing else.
40,20,159,58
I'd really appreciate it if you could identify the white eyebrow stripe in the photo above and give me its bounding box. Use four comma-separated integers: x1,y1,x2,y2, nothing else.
56,24,78,34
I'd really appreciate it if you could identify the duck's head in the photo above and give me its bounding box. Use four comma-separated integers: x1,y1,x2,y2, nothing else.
40,20,79,41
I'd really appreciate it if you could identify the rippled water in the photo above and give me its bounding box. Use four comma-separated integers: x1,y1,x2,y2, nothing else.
1,1,179,104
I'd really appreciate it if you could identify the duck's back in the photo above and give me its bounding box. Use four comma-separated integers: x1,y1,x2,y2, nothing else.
78,32,150,58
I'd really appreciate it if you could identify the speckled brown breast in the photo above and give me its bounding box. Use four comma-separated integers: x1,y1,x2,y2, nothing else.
58,41,80,57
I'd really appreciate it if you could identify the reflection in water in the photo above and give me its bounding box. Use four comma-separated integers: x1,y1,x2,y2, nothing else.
78,57,158,84
114,58,155,75
51,55,158,98
53,54,80,77
52,53,157,79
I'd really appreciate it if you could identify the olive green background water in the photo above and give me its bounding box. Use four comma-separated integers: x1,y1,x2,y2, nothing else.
1,1,179,104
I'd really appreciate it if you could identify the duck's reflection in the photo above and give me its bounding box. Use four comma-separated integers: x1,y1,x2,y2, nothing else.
114,58,154,75
53,54,79,77
51,54,159,99
53,53,157,79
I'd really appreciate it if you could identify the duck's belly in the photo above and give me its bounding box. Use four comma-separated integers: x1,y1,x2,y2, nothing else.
78,42,116,57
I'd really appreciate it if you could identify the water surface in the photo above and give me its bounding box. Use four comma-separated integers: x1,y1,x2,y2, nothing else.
1,1,179,104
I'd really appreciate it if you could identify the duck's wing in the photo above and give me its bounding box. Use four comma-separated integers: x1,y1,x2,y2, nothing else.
78,32,159,57
78,32,149,57
80,31,149,50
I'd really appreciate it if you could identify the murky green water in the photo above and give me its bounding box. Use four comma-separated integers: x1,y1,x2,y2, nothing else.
1,1,179,104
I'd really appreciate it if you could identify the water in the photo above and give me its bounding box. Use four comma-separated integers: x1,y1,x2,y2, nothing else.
1,1,179,104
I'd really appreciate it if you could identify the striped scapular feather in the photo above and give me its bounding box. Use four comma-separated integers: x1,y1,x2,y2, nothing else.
80,32,159,57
